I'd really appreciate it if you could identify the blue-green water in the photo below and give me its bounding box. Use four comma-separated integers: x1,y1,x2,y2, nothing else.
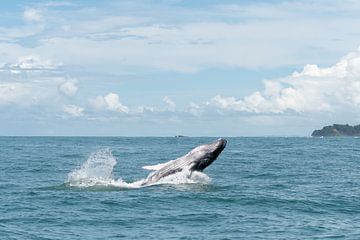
1,137,360,239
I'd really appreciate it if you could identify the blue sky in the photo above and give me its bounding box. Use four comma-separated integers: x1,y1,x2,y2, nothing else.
1,0,360,136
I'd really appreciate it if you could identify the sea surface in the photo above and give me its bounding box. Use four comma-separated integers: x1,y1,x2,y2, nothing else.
1,137,360,239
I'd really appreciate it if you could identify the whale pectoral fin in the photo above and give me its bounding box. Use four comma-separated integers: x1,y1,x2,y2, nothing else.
142,160,175,171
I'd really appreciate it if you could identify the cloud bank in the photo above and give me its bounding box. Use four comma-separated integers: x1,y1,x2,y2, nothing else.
1,1,360,73
208,48,360,115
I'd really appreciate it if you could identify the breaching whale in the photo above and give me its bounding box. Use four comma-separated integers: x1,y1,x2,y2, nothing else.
141,138,227,186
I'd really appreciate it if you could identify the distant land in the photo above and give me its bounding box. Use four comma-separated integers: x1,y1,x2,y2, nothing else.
174,135,188,138
311,124,360,137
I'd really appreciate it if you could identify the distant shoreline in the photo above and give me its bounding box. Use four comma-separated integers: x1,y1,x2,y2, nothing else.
312,124,360,137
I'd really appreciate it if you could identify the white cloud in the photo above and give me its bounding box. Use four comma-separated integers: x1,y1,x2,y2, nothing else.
0,83,30,106
163,96,176,111
208,48,360,114
23,8,43,22
0,72,77,109
0,55,61,75
0,82,44,106
187,102,202,116
9,55,61,71
89,93,129,113
133,97,177,114
63,105,84,117
59,80,78,96
134,106,156,114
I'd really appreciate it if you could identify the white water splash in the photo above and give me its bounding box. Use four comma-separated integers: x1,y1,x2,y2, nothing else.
152,169,211,186
68,149,115,181
66,149,210,189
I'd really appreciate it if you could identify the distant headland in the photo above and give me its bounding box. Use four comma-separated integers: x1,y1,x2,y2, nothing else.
311,124,360,137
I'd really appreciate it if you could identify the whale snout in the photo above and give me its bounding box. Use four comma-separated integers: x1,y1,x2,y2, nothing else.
217,138,227,148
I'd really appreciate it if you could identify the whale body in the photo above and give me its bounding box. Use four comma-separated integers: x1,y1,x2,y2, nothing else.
141,138,227,186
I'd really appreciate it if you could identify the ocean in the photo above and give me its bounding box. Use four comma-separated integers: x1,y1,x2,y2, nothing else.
1,137,360,239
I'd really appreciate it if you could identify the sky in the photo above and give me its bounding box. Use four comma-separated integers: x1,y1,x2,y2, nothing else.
1,0,360,136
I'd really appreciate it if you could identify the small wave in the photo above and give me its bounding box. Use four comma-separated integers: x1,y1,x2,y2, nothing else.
65,149,210,189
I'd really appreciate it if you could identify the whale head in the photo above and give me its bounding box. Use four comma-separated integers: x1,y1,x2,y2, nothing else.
187,138,227,171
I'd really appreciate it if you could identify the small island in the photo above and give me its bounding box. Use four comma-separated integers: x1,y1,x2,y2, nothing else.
174,135,188,138
311,124,360,137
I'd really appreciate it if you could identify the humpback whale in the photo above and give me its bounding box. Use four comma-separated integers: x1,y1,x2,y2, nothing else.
141,138,227,186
